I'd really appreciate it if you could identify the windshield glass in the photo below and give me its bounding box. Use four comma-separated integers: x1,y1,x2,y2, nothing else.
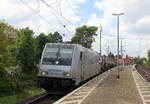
42,45,74,66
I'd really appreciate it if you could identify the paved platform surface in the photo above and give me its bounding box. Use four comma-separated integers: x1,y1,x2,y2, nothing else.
54,68,111,104
81,66,143,104
133,69,150,104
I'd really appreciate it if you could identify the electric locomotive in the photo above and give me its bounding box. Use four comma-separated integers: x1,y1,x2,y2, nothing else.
37,43,101,94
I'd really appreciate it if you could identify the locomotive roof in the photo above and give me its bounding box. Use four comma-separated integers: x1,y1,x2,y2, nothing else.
46,43,99,55
46,43,78,46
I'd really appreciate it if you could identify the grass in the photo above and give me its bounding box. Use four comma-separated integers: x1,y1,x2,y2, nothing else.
0,88,45,104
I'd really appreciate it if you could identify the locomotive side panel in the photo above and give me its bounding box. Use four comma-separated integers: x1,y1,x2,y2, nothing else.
80,48,100,82
71,45,83,86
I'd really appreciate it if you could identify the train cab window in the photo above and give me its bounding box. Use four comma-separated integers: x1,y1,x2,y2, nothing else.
42,46,74,66
80,52,83,60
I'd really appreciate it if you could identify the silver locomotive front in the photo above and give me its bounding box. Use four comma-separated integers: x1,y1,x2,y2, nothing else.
37,43,75,93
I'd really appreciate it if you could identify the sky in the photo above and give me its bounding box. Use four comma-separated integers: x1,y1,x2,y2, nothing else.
1,0,150,58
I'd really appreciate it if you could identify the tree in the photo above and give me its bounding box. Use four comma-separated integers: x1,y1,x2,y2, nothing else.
134,56,144,65
147,50,150,66
0,21,17,55
126,55,129,58
47,31,63,43
16,27,36,74
35,31,63,64
71,25,98,48
36,33,48,63
108,52,115,58
115,55,122,58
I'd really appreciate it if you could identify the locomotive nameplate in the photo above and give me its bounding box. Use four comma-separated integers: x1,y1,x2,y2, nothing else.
50,69,62,76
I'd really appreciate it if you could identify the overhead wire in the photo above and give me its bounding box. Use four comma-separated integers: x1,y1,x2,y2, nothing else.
49,1,60,8
58,0,62,16
40,0,74,25
35,0,41,34
40,0,73,40
42,0,65,29
36,0,40,13
49,0,58,6
20,0,76,41
63,0,78,15
19,0,64,34
46,1,68,36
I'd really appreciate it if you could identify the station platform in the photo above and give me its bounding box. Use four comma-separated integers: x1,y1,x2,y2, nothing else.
54,66,148,104
81,66,143,104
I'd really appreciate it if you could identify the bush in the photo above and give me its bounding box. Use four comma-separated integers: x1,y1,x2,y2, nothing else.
0,63,7,77
0,63,37,97
0,63,15,96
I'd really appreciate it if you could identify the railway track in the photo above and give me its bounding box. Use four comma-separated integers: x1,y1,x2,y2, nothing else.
17,92,62,104
135,65,150,83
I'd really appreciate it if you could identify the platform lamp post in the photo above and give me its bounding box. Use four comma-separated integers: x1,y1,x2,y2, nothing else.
100,24,102,56
112,13,124,79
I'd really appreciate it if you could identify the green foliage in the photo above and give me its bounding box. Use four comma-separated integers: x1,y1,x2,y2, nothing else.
0,64,37,97
35,33,48,63
0,21,17,55
71,25,98,48
7,45,18,67
35,31,63,63
47,31,63,43
0,63,7,77
134,56,144,65
126,55,129,58
0,21,17,68
0,63,20,96
16,28,36,74
0,22,39,98
0,88,45,104
147,50,150,66
108,52,115,58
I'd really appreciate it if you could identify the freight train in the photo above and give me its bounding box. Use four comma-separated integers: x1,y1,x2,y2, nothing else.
37,43,114,94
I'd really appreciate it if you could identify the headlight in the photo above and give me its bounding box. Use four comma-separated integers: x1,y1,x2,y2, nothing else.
55,61,59,65
39,71,48,76
63,72,71,77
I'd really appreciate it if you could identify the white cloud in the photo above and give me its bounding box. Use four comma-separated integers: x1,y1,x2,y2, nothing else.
75,0,87,4
0,0,85,39
1,0,150,58
0,0,30,19
91,0,150,57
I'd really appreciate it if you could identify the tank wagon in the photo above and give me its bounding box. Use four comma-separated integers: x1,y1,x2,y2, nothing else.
38,43,101,94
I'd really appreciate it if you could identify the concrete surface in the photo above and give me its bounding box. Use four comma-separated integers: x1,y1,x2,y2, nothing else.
81,66,143,104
